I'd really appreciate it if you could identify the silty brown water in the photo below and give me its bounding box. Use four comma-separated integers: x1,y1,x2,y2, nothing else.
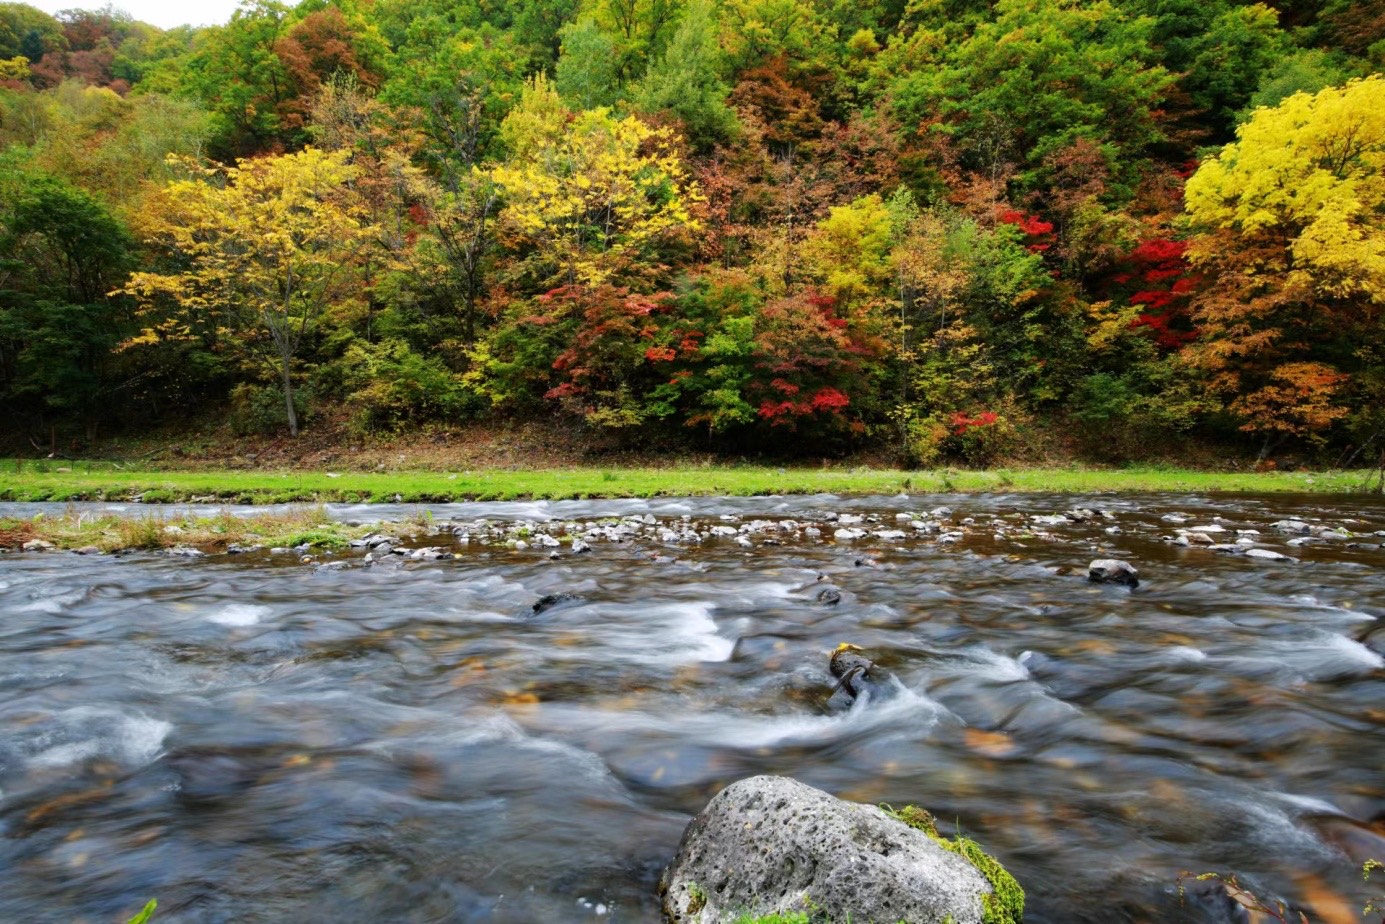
1,492,1382,923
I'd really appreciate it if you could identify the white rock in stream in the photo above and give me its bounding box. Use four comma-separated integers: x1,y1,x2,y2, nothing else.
1246,548,1293,561
1089,559,1139,587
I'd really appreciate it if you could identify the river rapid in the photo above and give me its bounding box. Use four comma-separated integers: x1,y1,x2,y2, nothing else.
1,492,1383,923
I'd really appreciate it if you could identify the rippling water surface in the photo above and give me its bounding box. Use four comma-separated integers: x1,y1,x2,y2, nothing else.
1,492,1383,923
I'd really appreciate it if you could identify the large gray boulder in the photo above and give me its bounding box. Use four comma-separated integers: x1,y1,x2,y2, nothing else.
660,775,1018,924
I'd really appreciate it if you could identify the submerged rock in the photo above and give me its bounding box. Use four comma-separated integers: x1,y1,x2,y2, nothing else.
815,587,842,606
660,775,1017,924
530,592,584,616
1088,559,1139,588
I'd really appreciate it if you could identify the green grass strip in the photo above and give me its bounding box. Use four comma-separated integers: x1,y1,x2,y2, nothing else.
0,463,1373,504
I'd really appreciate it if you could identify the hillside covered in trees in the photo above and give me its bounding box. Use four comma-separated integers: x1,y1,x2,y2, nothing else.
1,0,1382,465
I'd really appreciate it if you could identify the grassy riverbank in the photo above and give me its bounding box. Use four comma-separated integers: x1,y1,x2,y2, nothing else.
0,463,1374,504
0,508,425,554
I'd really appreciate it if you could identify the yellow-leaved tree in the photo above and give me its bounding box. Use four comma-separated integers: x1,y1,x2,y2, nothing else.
120,148,370,436
487,74,701,289
1183,76,1385,456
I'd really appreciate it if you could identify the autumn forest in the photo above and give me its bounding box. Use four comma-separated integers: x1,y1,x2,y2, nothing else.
1,0,1383,465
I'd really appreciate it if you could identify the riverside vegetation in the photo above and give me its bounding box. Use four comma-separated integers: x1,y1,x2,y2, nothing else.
1,0,1384,469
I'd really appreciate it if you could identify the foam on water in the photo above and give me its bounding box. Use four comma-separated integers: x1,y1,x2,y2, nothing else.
1273,792,1342,816
1275,632,1385,679
26,707,172,770
722,683,945,748
512,678,948,758
206,603,271,626
961,645,1031,682
14,589,84,615
662,602,735,663
1238,798,1338,860
1317,633,1385,669
595,601,735,663
412,712,621,786
15,599,63,614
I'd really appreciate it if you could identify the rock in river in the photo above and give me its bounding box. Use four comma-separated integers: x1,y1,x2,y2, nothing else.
530,592,584,616
828,645,894,703
1088,559,1139,588
660,775,1019,924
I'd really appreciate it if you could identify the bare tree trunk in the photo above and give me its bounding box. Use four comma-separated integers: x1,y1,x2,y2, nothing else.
1256,433,1283,464
281,362,299,438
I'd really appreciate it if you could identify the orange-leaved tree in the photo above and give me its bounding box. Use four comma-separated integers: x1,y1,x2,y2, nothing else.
1183,76,1385,457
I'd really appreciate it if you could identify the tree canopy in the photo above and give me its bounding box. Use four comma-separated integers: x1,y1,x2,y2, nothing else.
0,0,1380,464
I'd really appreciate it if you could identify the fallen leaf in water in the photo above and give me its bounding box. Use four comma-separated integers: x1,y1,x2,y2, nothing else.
1149,779,1189,809
500,691,540,705
1159,632,1197,646
1292,873,1358,924
25,785,113,826
964,729,1019,757
127,827,163,848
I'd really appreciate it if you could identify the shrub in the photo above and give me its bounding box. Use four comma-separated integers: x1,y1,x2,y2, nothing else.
340,339,479,434
228,383,312,436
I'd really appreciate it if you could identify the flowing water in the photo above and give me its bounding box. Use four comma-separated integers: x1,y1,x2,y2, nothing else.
1,493,1383,924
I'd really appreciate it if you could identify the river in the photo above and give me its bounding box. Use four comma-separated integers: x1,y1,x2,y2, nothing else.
1,492,1382,923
